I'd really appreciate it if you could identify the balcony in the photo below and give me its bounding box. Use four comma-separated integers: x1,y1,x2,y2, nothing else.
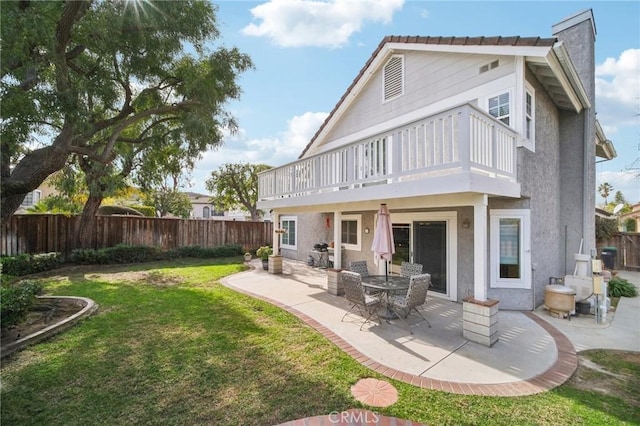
258,103,520,209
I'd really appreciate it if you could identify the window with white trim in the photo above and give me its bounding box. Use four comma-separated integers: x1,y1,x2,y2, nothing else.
21,190,41,207
490,209,531,289
280,216,297,249
523,82,535,151
383,55,404,102
203,206,210,218
341,214,361,251
488,92,510,125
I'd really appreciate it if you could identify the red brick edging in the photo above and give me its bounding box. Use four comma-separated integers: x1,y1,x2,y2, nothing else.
225,273,578,397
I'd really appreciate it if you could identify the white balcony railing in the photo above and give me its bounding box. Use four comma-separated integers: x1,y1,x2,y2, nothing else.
259,103,517,201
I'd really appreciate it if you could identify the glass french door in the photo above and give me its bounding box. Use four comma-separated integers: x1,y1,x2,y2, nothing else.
413,221,447,294
390,221,448,295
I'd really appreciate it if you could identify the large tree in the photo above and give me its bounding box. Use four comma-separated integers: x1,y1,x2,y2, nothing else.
1,0,252,227
206,163,272,221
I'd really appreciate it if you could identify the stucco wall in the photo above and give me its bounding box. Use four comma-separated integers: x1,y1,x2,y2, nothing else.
555,13,597,267
279,213,332,262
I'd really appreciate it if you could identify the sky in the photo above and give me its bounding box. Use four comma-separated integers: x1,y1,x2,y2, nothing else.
189,0,640,205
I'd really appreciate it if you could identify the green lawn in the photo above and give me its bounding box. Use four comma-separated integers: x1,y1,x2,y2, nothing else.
1,258,638,425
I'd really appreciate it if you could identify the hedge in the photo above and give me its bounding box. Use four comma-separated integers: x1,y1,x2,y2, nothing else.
0,244,245,278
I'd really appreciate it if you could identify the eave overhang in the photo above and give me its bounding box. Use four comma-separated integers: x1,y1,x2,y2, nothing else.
595,120,617,160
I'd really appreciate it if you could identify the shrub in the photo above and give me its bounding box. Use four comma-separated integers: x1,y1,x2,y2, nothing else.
4,243,244,273
100,244,162,264
1,280,43,330
608,277,638,298
595,216,617,243
67,248,104,265
129,205,156,217
69,244,163,265
97,205,144,216
256,246,272,261
0,252,63,276
171,244,243,259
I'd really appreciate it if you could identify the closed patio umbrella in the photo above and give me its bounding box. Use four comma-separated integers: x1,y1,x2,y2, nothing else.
371,203,395,281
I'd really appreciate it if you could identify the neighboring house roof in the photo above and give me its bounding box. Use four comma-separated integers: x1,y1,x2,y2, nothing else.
183,192,212,201
620,203,640,221
595,207,613,218
300,25,592,159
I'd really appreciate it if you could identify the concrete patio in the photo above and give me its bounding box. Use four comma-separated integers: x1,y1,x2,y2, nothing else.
222,259,639,397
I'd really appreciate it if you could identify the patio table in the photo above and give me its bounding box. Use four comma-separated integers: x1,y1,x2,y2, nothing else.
361,275,410,320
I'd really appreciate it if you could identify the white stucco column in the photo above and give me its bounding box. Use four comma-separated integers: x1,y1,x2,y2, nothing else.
333,211,342,269
273,211,280,255
473,195,488,301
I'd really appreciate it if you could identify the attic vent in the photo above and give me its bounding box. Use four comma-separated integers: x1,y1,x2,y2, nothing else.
479,60,500,74
383,55,404,101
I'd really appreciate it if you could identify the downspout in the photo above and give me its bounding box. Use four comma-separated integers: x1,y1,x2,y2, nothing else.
583,110,592,263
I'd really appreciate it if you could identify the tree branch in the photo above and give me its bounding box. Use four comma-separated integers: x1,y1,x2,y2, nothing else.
98,102,197,163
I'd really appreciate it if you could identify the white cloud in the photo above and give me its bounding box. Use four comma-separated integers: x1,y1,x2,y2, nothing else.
596,170,640,204
241,0,404,48
595,49,640,132
191,111,329,194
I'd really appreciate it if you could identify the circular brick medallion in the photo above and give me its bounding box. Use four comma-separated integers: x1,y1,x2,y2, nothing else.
351,378,398,407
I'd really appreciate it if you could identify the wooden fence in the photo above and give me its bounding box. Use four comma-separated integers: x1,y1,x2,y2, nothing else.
597,232,640,271
1,214,273,256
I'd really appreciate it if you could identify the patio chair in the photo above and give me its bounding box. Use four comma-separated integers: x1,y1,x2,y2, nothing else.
349,260,369,277
349,260,384,296
400,261,423,278
388,273,431,333
340,270,383,330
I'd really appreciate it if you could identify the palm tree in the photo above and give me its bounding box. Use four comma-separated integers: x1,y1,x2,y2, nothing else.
597,182,613,205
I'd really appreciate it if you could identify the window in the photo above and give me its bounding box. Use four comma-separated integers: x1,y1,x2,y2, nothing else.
341,214,361,250
525,92,533,139
280,216,297,249
490,209,531,289
21,190,41,207
383,55,404,101
523,83,535,151
488,92,510,125
203,206,210,218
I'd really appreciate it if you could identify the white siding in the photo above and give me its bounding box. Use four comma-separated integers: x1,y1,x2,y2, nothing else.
322,52,515,145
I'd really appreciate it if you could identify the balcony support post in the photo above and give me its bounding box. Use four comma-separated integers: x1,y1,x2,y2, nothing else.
473,194,488,301
332,211,342,269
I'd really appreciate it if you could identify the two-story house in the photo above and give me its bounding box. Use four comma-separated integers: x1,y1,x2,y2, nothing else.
257,10,616,310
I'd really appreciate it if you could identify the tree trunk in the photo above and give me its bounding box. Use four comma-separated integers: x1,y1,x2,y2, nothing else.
249,208,260,221
76,194,102,249
1,143,71,226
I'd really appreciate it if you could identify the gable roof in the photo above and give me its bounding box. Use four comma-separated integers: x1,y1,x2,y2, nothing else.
299,34,589,159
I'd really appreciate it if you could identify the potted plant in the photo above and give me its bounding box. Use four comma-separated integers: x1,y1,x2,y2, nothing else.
244,252,252,262
256,246,273,270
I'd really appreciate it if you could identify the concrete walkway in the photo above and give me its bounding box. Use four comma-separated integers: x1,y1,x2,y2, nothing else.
533,270,640,352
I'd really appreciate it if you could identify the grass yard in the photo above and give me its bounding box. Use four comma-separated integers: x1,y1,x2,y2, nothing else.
1,258,639,425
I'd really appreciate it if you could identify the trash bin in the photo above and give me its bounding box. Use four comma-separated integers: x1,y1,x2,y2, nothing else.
601,247,617,269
